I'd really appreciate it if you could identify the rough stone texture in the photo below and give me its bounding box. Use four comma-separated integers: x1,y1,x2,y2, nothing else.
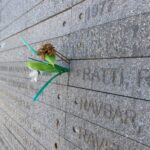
65,114,150,150
69,58,150,100
0,0,43,30
0,123,25,150
0,9,72,51
66,87,150,146
1,11,150,59
0,0,80,41
0,0,150,150
1,0,150,51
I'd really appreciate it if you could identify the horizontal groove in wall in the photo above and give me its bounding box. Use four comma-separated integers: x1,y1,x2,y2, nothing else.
0,0,86,42
0,107,48,150
0,10,150,53
1,124,26,149
0,71,150,103
0,0,44,32
0,0,44,31
0,130,13,149
0,53,150,61
0,85,81,150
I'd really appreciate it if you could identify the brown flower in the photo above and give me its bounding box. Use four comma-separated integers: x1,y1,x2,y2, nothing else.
37,43,56,60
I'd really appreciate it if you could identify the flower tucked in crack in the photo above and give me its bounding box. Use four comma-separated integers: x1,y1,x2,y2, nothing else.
20,37,69,101
29,70,40,82
37,43,56,60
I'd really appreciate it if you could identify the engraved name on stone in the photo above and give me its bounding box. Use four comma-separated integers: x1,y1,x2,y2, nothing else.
72,0,150,32
67,87,150,146
66,115,150,150
77,126,120,150
70,59,150,100
76,97,139,132
84,0,115,22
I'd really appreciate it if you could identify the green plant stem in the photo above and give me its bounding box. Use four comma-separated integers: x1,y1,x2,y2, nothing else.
19,37,37,54
32,73,61,102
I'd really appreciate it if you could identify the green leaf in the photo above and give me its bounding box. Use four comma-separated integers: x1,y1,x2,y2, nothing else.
55,64,70,73
25,61,57,72
28,57,49,64
25,60,69,73
45,54,56,66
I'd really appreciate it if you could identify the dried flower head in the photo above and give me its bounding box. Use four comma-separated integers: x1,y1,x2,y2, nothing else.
37,43,56,60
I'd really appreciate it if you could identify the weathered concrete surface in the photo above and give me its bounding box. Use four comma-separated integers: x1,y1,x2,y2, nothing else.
0,0,85,41
66,87,150,146
66,114,150,150
0,0,150,150
0,0,43,30
1,12,150,60
1,0,150,51
69,58,150,100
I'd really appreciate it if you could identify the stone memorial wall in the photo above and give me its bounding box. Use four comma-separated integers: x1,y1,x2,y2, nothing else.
0,0,150,149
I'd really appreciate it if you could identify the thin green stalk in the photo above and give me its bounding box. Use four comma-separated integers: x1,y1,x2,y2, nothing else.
20,37,37,54
32,73,61,101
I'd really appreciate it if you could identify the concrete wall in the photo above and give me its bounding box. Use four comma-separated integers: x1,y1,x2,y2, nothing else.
0,0,150,149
